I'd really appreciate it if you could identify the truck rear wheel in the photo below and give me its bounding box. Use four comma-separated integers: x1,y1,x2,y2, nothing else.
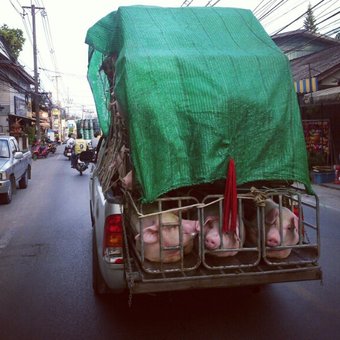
92,230,110,295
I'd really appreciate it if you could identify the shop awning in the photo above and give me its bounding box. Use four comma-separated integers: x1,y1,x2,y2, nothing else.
294,77,318,93
304,86,340,104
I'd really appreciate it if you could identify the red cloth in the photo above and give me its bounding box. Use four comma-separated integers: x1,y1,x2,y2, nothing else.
222,159,237,233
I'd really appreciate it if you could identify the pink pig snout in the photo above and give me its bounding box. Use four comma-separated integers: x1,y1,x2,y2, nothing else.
264,200,300,258
204,217,221,250
203,216,242,256
205,230,220,249
266,228,281,247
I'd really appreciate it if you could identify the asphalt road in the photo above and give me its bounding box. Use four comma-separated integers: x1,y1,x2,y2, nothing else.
0,146,339,340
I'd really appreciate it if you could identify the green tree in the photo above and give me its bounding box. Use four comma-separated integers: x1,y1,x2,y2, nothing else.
0,24,25,60
303,4,318,33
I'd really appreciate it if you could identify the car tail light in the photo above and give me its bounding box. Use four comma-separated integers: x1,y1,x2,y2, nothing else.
103,214,124,263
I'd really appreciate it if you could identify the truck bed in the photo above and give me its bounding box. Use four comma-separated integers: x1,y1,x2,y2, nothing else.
122,186,322,294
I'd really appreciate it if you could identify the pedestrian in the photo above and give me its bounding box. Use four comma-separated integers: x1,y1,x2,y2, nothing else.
90,130,101,150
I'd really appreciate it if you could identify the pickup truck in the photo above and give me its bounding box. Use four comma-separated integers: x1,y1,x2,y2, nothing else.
0,135,32,204
86,7,322,298
89,138,322,297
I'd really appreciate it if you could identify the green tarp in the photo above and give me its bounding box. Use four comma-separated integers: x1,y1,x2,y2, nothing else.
85,6,312,203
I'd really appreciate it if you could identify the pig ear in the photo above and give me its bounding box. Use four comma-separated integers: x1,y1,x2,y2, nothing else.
265,208,279,225
204,216,216,228
141,225,159,244
289,216,299,231
181,219,200,232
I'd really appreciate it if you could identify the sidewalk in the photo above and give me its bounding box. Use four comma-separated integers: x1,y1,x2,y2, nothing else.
318,182,340,191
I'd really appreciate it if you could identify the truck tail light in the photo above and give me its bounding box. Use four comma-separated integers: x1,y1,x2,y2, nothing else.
104,215,123,247
103,214,124,264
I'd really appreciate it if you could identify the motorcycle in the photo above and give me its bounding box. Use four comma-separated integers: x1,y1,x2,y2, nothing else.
74,150,95,175
32,143,49,160
47,142,57,154
63,144,73,160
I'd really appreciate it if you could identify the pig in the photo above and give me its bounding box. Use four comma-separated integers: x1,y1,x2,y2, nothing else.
134,210,199,263
244,199,299,259
203,207,244,257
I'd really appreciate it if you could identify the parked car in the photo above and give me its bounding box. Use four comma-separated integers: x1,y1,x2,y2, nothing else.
0,135,32,204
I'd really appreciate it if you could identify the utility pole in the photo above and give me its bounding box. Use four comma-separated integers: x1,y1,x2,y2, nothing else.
23,4,45,141
51,75,61,105
307,63,314,104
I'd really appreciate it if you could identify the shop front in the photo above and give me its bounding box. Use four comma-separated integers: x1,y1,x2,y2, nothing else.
301,88,340,184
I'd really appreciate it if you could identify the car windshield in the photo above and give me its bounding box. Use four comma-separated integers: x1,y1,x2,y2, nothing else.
0,140,10,158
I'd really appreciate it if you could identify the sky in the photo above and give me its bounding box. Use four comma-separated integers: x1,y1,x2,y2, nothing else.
1,0,339,117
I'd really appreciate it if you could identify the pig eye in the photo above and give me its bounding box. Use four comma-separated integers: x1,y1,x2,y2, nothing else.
288,224,296,232
162,224,177,230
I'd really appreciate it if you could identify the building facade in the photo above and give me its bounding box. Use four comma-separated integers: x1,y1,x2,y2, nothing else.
273,30,340,169
0,36,35,148
0,35,56,146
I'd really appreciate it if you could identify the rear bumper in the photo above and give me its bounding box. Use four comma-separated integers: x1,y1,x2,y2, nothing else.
101,261,127,291
129,263,322,294
102,252,322,294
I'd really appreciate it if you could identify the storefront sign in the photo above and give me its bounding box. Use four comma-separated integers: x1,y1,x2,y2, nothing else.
302,119,330,164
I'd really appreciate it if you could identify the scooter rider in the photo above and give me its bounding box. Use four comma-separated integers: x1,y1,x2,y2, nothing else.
71,133,88,168
66,133,75,147
64,133,75,159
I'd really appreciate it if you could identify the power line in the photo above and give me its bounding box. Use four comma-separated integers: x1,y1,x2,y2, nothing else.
315,10,340,30
15,1,68,106
272,0,327,35
39,67,88,78
254,0,339,37
181,0,194,7
258,0,289,21
8,0,22,16
205,0,221,6
261,0,306,27
253,0,266,14
254,0,279,17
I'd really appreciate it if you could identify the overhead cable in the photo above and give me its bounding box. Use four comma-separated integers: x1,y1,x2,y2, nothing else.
272,0,327,35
